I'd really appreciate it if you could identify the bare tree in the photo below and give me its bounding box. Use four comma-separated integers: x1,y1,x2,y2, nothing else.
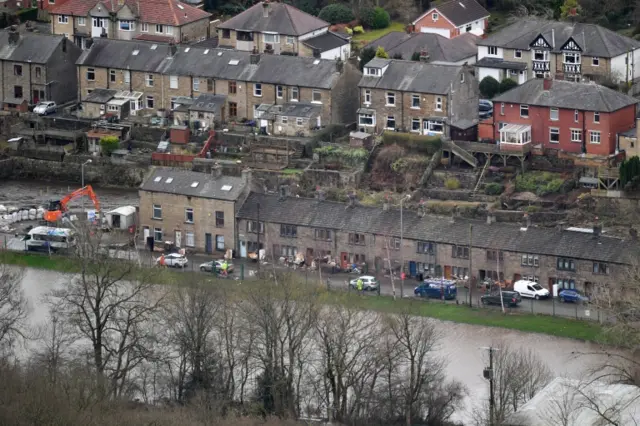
49,227,165,398
30,310,76,384
0,264,28,354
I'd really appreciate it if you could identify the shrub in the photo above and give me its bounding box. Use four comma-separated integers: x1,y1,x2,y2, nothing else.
515,172,565,196
484,182,504,195
352,25,364,34
318,4,354,24
382,132,442,154
499,78,518,93
16,7,37,22
359,7,376,28
444,177,461,190
479,76,500,99
218,3,244,15
370,7,390,29
411,52,421,61
100,136,119,156
375,46,389,58
525,205,542,213
345,27,353,35
358,46,376,71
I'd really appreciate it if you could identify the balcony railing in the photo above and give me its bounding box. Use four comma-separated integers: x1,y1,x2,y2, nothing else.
563,63,581,74
532,61,550,71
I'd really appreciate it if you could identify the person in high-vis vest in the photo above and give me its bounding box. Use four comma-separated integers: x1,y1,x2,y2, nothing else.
221,260,228,276
357,278,363,292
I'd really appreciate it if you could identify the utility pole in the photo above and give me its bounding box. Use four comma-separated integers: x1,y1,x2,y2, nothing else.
399,195,410,298
468,224,473,308
256,202,261,273
482,346,498,426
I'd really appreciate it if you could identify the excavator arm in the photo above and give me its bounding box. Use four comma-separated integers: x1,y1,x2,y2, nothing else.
44,185,101,223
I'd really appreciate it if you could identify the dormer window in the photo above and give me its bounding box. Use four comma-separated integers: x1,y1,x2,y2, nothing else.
365,67,380,76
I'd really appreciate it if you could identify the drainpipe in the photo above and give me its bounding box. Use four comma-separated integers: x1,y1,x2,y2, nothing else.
28,60,32,104
582,110,586,154
161,71,165,109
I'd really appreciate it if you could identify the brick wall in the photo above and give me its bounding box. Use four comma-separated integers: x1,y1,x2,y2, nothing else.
139,191,237,252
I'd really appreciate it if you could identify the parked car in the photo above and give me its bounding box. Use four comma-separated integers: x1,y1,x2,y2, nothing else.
513,280,550,300
479,99,493,119
349,276,379,291
481,290,522,307
158,253,188,268
199,260,234,273
33,101,57,115
558,289,589,303
414,279,457,300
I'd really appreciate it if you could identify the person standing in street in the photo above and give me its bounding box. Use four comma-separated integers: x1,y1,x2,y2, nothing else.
357,277,363,293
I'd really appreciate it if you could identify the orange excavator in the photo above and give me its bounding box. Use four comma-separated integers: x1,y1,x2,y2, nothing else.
44,185,101,223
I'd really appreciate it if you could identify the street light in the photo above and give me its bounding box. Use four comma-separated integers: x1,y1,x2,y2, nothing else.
400,194,411,299
81,159,92,220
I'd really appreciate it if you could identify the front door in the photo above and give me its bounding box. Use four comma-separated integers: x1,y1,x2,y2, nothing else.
341,252,348,269
205,233,212,254
444,265,452,279
143,226,150,242
175,231,182,248
409,261,417,277
240,241,247,258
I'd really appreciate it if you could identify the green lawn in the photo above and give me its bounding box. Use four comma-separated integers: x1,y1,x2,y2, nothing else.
353,22,405,44
1,251,604,342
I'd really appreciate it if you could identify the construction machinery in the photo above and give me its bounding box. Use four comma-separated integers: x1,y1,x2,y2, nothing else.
44,185,101,223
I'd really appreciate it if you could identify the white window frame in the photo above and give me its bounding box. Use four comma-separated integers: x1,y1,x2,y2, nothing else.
286,36,294,45
563,52,580,64
156,24,164,33
520,104,529,117
119,20,134,31
146,74,154,87
386,92,395,107
592,57,599,66
254,83,262,97
549,127,560,144
296,117,303,126
570,129,582,142
488,46,498,56
364,89,371,104
411,118,420,132
574,109,579,123
141,23,148,32
590,130,601,144
107,104,118,112
77,17,85,26
291,87,298,101
263,33,280,44
593,112,600,123
411,94,420,109
165,26,173,35
169,75,178,89
550,108,559,121
359,113,374,126
312,89,322,103
533,50,548,61
92,17,104,28
193,78,200,92
153,228,162,241
86,68,95,81
185,208,194,223
281,116,288,124
276,85,283,98
58,15,69,24
432,12,438,21
500,103,504,115
385,116,396,130
124,70,130,84
152,204,162,219
425,120,444,134
146,95,154,109
185,232,195,247
435,96,442,111
109,69,116,82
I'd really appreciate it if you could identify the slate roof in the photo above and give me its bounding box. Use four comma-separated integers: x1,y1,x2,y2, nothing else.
237,192,636,264
475,57,527,70
84,88,117,103
413,0,489,26
278,103,321,118
77,38,342,89
0,31,65,63
359,59,462,94
366,31,478,63
51,0,211,26
217,1,328,36
189,94,226,113
303,31,349,53
493,79,638,113
478,19,640,58
140,167,246,201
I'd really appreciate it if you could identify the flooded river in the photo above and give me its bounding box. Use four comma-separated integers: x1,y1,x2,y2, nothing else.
17,268,614,423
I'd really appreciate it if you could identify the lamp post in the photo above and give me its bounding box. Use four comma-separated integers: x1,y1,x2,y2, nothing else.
400,194,411,299
81,159,92,221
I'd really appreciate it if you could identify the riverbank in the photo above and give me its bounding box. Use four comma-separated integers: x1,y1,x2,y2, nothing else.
0,250,604,342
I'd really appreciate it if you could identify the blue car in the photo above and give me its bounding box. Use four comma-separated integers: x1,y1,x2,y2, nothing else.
415,279,457,300
558,289,589,303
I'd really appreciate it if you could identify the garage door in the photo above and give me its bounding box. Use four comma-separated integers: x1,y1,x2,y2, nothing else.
420,27,451,38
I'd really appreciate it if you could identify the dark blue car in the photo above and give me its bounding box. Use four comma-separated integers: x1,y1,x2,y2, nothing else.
558,289,589,303
415,279,457,300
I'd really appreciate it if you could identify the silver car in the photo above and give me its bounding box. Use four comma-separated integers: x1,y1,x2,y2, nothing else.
33,101,57,115
349,275,379,291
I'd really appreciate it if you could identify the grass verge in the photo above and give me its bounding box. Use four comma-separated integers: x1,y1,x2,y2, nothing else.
353,22,405,44
1,251,604,342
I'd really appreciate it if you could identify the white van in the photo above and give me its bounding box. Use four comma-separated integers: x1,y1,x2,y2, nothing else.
513,280,550,300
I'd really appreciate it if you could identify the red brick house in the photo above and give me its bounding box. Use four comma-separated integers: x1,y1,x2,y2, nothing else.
484,78,638,156
410,0,489,39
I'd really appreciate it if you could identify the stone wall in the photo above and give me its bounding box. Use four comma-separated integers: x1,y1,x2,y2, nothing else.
429,169,479,189
7,156,148,187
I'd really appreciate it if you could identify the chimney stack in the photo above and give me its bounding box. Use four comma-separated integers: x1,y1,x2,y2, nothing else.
524,213,531,229
382,202,389,211
335,58,344,73
347,191,356,208
405,24,413,34
169,42,177,57
62,36,67,52
212,163,223,178
241,167,252,188
543,76,552,91
419,50,429,62
593,225,602,237
250,53,260,64
312,48,321,58
262,1,270,18
315,186,325,201
8,26,19,45
486,213,495,224
85,38,93,49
